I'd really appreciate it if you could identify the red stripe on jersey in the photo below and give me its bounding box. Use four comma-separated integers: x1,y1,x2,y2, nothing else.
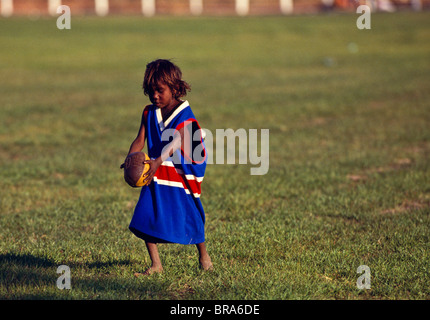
154,164,202,196
175,118,206,165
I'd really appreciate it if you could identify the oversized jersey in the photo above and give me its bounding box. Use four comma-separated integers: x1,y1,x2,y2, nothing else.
129,100,207,245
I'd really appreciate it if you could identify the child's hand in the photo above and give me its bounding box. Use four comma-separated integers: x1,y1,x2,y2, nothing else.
141,157,162,185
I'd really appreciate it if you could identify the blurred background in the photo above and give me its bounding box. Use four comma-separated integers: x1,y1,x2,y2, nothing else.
0,0,428,17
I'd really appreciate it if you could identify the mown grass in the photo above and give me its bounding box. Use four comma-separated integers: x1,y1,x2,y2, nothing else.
0,12,429,300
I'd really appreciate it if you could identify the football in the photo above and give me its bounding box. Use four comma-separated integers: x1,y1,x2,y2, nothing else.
122,152,150,188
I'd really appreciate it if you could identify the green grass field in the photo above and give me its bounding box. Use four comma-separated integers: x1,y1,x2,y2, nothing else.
0,11,429,300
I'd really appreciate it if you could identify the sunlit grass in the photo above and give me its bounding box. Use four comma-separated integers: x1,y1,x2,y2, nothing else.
0,12,429,299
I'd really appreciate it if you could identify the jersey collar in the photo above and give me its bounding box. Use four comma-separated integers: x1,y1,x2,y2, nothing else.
156,100,189,131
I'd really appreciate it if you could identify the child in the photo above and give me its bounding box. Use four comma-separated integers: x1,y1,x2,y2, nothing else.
124,59,212,275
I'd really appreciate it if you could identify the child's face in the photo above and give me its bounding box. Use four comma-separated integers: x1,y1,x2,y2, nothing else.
148,82,177,109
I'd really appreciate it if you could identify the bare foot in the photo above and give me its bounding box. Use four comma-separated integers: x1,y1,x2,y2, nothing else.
196,242,213,271
134,265,163,277
199,257,213,271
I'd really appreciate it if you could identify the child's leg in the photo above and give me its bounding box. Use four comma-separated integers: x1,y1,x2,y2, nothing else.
146,241,163,272
135,241,163,276
196,242,213,270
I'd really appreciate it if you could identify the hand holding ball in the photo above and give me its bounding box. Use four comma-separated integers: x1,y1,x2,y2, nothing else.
121,152,151,188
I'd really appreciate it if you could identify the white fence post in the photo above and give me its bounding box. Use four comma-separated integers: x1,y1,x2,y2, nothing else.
190,0,203,15
411,0,422,11
95,0,109,16
0,0,13,17
280,0,293,14
236,0,249,16
48,0,61,16
142,0,155,17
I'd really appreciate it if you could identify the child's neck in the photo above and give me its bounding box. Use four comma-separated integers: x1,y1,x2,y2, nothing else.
161,99,182,121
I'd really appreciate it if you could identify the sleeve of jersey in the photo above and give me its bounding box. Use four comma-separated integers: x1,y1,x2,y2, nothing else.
143,105,151,124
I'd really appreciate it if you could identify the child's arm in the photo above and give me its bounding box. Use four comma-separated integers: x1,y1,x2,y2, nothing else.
127,112,146,155
120,109,146,169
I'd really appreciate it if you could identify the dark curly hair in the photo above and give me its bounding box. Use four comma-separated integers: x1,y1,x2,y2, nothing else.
142,59,191,99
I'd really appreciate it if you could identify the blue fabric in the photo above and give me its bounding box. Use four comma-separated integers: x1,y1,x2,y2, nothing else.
129,101,207,245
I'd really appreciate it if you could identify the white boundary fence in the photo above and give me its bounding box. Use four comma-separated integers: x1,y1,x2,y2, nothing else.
0,0,424,17
2,0,295,17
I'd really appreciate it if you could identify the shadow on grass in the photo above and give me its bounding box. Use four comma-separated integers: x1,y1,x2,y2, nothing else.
0,252,168,299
